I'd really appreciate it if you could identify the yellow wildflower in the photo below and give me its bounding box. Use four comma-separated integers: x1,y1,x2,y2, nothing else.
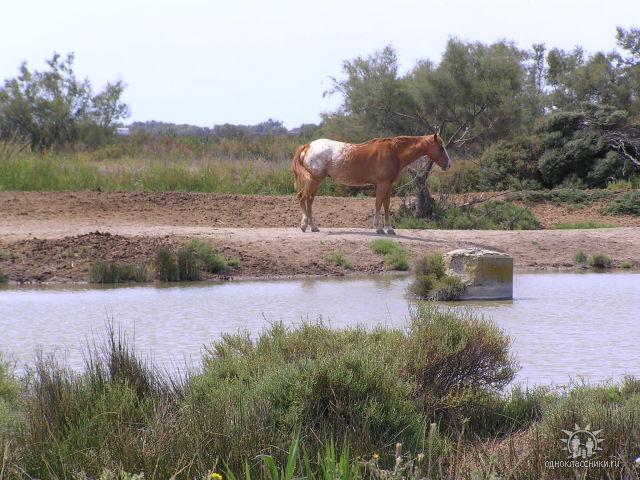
210,473,222,480
372,453,379,460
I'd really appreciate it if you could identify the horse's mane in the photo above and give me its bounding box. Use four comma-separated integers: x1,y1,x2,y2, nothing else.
356,136,422,150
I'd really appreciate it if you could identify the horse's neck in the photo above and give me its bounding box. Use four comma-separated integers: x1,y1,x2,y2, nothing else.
397,137,428,169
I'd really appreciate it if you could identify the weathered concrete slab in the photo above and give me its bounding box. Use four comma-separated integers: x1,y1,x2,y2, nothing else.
443,248,513,300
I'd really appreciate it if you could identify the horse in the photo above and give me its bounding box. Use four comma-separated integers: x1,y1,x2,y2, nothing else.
291,134,451,234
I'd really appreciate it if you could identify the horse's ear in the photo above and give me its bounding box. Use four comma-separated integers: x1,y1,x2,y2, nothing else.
433,133,439,141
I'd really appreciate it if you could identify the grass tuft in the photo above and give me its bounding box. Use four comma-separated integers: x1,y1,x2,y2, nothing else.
408,253,465,300
89,261,148,283
154,248,179,281
327,252,354,270
573,250,588,264
588,253,613,268
370,240,410,271
184,239,226,273
0,267,6,283
551,221,615,229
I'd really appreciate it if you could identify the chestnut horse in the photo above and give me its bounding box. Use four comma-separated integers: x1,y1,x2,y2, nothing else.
291,134,451,234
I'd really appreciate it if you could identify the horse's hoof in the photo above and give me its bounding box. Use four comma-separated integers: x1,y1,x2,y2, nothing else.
387,228,396,235
301,225,307,232
311,226,320,232
376,228,385,234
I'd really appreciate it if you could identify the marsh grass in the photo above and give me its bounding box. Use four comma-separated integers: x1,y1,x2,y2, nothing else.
184,239,226,273
89,261,148,283
328,252,355,270
573,249,588,264
0,145,345,196
369,240,410,270
2,312,640,479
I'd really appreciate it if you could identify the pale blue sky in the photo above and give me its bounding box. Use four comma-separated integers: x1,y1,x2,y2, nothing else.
2,0,638,128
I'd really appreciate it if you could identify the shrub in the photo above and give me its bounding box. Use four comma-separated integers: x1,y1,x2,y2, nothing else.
573,250,588,264
0,267,6,283
437,202,540,230
620,260,632,269
327,252,354,270
184,239,226,273
600,192,640,215
409,253,465,301
89,261,148,283
588,253,613,268
227,258,241,268
477,136,542,191
189,306,517,461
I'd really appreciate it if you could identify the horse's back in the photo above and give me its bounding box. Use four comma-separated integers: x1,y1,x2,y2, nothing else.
301,139,351,174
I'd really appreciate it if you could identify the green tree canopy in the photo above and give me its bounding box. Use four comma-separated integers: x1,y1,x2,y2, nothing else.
0,53,129,148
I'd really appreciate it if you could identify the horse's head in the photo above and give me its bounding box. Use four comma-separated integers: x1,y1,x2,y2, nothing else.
424,133,452,170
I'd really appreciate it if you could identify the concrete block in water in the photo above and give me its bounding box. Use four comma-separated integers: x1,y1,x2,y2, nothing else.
443,248,513,300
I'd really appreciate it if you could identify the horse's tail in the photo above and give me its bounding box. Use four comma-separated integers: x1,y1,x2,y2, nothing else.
291,143,312,196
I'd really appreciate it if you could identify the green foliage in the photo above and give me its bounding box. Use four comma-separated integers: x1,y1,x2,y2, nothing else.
477,136,542,191
573,250,588,264
154,248,179,281
395,216,427,229
588,253,613,268
600,191,640,215
227,258,241,268
89,261,148,283
413,252,444,278
176,247,203,281
0,53,129,148
436,201,540,230
327,252,354,270
369,239,406,256
369,240,410,270
0,267,6,283
505,188,613,205
409,253,465,301
551,221,615,229
383,251,410,271
620,260,633,269
184,239,226,273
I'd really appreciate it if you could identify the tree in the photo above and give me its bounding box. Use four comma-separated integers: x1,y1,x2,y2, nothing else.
0,53,129,148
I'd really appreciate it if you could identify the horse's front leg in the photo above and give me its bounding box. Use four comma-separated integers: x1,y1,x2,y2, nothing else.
374,183,391,234
383,190,395,235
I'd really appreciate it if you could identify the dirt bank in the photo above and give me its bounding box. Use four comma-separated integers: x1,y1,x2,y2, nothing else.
1,191,639,283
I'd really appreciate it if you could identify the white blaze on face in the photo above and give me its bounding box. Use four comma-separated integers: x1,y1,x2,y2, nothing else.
303,139,351,175
443,144,452,170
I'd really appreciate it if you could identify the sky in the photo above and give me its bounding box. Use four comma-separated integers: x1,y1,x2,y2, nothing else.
1,0,639,129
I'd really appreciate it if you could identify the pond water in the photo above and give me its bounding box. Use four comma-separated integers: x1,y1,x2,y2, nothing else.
1,272,639,385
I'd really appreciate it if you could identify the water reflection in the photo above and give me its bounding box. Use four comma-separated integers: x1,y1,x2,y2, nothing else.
1,271,639,385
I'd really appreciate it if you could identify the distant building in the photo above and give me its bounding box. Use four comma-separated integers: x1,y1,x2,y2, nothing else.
116,127,130,136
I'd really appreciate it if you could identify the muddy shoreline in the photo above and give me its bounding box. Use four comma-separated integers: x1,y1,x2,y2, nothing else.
1,191,638,284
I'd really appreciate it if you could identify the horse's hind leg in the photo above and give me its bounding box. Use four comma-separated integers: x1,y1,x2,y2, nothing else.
298,191,309,232
306,181,323,232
